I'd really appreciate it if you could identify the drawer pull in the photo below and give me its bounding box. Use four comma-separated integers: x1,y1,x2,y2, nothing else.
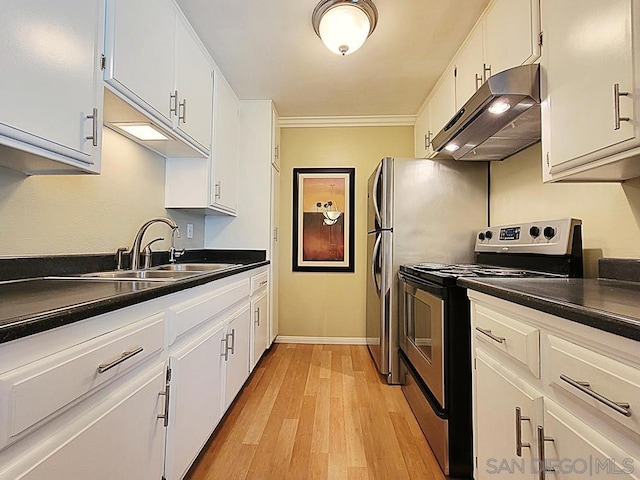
560,374,631,417
536,425,555,479
97,347,144,374
475,327,506,344
515,406,531,457
157,383,171,427
259,280,268,286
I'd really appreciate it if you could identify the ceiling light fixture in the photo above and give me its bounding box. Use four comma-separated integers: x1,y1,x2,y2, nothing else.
312,0,378,56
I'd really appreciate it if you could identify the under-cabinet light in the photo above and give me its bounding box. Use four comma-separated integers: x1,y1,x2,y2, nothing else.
111,123,169,141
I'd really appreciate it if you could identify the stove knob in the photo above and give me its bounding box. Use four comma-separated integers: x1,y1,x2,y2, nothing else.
543,226,556,239
529,226,541,238
478,232,485,241
485,230,493,240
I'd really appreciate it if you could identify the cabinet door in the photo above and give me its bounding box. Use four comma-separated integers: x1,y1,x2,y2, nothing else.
164,322,226,480
542,0,635,170
1,369,166,480
211,73,240,213
271,108,281,171
251,290,269,370
414,105,432,158
475,354,541,479
0,0,103,172
455,25,485,110
428,69,456,137
224,305,251,409
105,0,175,125
485,0,540,76
269,168,280,345
543,401,638,479
174,16,213,151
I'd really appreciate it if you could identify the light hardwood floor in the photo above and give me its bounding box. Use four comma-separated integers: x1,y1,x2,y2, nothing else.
186,343,445,480
187,344,444,480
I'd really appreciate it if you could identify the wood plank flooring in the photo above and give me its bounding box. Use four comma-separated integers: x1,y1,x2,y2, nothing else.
186,343,445,480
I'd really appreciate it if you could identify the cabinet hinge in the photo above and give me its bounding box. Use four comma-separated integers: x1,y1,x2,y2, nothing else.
473,357,477,370
166,366,172,382
538,31,543,47
475,456,478,469
100,54,106,70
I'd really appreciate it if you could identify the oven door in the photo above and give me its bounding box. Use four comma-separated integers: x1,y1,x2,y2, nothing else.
399,272,445,408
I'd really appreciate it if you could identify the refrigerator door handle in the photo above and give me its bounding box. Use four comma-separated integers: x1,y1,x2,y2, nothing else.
372,162,383,228
371,233,382,294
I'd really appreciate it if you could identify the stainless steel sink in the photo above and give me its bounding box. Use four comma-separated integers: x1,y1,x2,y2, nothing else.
154,263,240,272
46,263,241,282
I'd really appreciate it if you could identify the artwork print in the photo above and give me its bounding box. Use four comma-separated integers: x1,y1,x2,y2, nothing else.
292,168,355,272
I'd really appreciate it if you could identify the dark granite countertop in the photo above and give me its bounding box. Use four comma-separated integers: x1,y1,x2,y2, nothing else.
458,277,640,342
0,250,268,345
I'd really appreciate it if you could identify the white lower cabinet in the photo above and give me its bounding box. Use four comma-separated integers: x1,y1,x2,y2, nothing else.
470,291,640,480
224,305,251,410
250,270,270,372
164,322,226,480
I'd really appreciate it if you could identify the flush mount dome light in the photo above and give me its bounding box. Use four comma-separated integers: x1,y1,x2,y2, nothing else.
312,0,378,56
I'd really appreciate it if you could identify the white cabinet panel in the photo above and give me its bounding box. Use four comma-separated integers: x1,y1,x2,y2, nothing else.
165,322,225,480
414,105,432,158
211,73,240,213
0,0,104,174
542,0,640,181
105,0,175,124
251,290,269,371
455,25,484,110
270,167,280,345
224,305,251,409
174,16,213,150
429,69,456,137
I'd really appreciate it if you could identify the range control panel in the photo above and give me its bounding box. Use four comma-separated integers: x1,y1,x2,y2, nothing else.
475,218,582,255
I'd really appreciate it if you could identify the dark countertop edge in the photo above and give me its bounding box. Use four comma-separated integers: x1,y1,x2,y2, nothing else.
0,261,269,345
458,278,640,342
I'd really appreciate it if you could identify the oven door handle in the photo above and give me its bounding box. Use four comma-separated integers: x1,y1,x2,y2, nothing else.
371,233,382,294
398,272,445,298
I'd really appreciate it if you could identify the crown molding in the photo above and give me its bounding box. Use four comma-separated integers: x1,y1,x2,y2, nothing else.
279,115,416,128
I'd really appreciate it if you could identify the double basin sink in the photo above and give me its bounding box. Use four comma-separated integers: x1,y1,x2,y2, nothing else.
51,263,240,283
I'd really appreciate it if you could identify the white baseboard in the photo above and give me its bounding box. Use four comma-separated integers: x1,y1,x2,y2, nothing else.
275,336,367,345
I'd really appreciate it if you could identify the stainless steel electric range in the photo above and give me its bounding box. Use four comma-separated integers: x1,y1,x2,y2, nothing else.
397,218,583,479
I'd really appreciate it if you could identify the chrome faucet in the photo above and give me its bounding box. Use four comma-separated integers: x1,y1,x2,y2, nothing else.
129,217,179,270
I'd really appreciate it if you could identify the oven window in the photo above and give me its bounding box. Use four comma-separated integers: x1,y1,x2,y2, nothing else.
407,290,434,363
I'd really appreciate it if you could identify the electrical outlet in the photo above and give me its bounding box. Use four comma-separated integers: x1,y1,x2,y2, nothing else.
186,223,194,239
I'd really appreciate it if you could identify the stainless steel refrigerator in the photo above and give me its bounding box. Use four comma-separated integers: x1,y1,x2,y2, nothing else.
366,157,488,384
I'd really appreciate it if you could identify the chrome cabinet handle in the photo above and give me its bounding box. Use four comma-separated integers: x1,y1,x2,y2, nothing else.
515,407,531,457
613,83,630,130
475,327,506,344
259,280,268,287
560,374,631,417
214,181,221,200
221,336,229,361
483,63,492,82
275,145,279,160
97,347,144,374
179,98,187,123
255,308,260,326
86,108,98,147
170,90,178,116
229,328,236,355
537,425,555,479
273,227,278,241
157,382,171,427
475,73,483,90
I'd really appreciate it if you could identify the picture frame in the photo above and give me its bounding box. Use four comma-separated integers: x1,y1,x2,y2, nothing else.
292,167,355,272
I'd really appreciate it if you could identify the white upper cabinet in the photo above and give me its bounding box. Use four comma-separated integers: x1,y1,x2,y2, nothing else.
414,102,432,158
0,0,104,175
211,72,240,213
454,25,485,110
104,0,213,157
105,0,174,125
541,0,640,182
428,67,457,138
484,0,540,79
174,15,214,151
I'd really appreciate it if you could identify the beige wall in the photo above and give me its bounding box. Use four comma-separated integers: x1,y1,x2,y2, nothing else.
0,128,205,256
490,143,640,277
278,126,414,339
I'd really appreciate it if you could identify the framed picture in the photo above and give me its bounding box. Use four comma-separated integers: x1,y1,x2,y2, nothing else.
292,167,355,272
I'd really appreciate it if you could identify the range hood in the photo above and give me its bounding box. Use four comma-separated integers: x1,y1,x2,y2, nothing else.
431,64,541,161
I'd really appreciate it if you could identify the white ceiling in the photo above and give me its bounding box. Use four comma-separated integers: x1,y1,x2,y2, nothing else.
175,0,490,118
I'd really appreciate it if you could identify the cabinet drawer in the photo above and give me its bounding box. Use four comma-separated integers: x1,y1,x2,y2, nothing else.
250,271,268,295
473,303,540,377
0,313,164,450
547,335,640,436
167,278,250,343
